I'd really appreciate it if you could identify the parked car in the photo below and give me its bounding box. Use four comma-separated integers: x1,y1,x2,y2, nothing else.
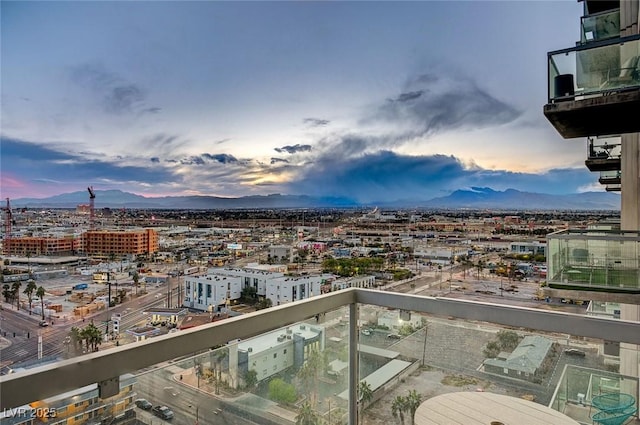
564,348,586,357
135,399,152,410
39,321,49,327
387,333,401,340
152,406,174,420
361,329,371,336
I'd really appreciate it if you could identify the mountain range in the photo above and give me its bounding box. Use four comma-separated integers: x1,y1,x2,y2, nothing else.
8,187,621,210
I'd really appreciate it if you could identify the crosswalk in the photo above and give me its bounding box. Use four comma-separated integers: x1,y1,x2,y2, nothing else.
14,349,29,357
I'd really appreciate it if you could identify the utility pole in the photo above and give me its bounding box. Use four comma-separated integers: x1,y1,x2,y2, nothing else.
421,321,429,366
105,272,112,337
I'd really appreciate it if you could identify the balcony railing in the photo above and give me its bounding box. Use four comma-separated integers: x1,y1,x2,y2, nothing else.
581,9,620,44
548,35,640,103
599,169,622,185
1,289,639,425
585,136,621,172
547,229,640,293
544,34,640,138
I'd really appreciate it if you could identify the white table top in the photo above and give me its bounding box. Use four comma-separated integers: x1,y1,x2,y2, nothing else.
414,392,580,425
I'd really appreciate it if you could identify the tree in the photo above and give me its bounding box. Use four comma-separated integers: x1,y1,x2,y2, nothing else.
496,330,521,351
255,298,273,310
244,369,258,390
483,341,501,358
133,272,140,295
23,279,37,315
391,395,408,425
36,286,46,320
297,348,327,408
358,380,373,425
212,348,228,395
268,378,297,403
11,281,22,310
476,259,485,280
80,322,102,352
2,283,12,303
295,401,320,425
404,390,422,425
70,326,83,352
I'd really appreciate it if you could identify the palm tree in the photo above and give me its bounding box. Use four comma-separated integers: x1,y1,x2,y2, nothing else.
404,390,422,425
297,348,328,408
81,322,102,352
2,283,12,303
391,395,408,425
11,281,22,310
132,272,140,295
70,327,83,353
212,348,228,395
358,380,373,425
23,279,37,315
295,401,319,425
36,286,46,320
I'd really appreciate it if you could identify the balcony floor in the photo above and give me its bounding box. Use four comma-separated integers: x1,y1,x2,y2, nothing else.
544,89,640,138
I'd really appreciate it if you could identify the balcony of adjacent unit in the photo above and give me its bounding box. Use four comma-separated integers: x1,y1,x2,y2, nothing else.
599,169,622,185
585,136,621,172
2,289,640,425
544,34,640,139
606,184,622,192
580,8,621,44
546,229,640,300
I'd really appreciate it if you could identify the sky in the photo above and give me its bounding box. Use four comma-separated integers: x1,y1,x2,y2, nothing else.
1,1,602,204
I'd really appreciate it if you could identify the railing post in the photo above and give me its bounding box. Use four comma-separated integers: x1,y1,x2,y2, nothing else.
349,302,359,425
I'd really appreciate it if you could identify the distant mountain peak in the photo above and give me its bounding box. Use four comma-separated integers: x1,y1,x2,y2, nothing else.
9,187,619,210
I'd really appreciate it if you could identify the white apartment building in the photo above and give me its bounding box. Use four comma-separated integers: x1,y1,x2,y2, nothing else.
231,322,324,387
184,267,335,310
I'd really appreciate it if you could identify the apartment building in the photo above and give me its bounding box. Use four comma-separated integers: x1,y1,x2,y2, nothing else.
543,0,640,420
3,235,80,256
184,267,338,309
81,229,159,257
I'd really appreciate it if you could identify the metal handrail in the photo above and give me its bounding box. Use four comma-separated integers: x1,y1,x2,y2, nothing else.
1,288,639,410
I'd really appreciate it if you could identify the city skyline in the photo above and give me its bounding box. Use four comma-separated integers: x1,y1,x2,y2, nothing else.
1,1,600,203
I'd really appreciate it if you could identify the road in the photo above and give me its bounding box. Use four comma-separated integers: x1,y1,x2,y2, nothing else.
0,284,184,369
133,366,276,425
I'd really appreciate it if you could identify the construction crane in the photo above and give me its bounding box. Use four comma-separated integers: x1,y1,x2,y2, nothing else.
3,198,13,256
88,186,96,229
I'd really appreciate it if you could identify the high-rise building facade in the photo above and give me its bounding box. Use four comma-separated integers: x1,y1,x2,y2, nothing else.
543,0,640,413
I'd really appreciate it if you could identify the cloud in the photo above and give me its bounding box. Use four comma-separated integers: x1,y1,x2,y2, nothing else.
303,118,330,127
0,137,176,197
371,73,522,138
285,151,596,203
201,153,238,164
141,107,162,115
69,63,159,115
274,144,313,154
393,91,424,102
270,158,289,165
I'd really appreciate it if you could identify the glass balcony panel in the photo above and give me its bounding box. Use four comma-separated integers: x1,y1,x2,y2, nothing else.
587,136,621,160
599,170,621,185
581,9,620,43
356,304,639,425
547,230,640,293
548,35,640,102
